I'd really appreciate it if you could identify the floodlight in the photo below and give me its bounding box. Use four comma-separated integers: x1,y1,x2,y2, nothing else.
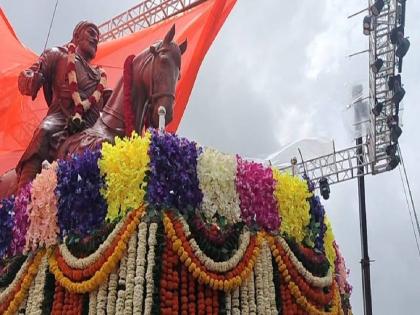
371,0,385,16
363,16,372,35
386,155,400,171
396,37,410,58
319,177,330,200
372,101,384,116
371,58,384,73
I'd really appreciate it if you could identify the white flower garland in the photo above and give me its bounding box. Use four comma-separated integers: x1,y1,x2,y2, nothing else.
247,271,257,314
133,222,148,314
25,278,36,314
240,278,249,315
261,241,271,315
26,254,48,315
115,254,127,315
232,286,241,315
59,215,129,269
95,274,109,315
179,216,250,272
261,241,277,315
0,255,31,304
197,148,241,224
106,270,118,315
88,289,98,315
123,232,137,315
143,222,158,314
254,244,265,314
225,290,232,315
277,236,333,288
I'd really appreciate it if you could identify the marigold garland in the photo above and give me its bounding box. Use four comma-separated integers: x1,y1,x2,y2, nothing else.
2,249,45,315
163,211,264,292
99,133,151,220
48,206,144,293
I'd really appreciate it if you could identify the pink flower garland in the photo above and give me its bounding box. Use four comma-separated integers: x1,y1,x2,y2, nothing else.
9,183,31,256
235,157,280,231
334,241,352,295
25,162,59,252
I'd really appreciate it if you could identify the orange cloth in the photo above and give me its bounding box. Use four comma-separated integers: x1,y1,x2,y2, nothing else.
0,0,236,175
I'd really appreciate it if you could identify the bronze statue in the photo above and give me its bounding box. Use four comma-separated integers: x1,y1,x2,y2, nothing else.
0,25,187,199
15,21,108,190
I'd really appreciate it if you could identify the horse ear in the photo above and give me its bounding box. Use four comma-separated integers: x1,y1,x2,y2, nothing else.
179,39,188,55
164,24,176,44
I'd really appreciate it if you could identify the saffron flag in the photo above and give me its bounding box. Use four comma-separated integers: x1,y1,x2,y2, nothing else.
0,0,236,175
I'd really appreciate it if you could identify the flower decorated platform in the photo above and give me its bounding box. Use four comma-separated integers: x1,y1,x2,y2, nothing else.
0,131,352,314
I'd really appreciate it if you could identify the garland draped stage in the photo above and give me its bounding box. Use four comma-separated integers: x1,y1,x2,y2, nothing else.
0,0,236,175
0,131,352,314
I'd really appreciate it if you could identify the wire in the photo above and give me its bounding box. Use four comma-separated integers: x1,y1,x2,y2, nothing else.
397,144,420,258
43,0,59,52
398,165,420,257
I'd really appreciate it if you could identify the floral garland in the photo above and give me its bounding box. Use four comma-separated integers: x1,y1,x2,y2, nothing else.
236,157,279,231
178,215,251,273
107,270,118,314
99,132,151,220
324,217,337,269
26,253,48,314
10,184,31,257
122,232,137,314
67,43,107,121
25,162,59,253
123,54,135,136
58,213,130,269
197,148,241,224
56,149,107,237
132,222,147,314
143,222,158,314
163,211,264,291
272,169,312,242
334,242,352,299
0,196,14,259
1,249,45,315
48,206,144,293
147,130,203,213
0,256,31,305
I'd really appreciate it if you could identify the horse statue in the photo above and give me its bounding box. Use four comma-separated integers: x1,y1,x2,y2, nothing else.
0,25,187,199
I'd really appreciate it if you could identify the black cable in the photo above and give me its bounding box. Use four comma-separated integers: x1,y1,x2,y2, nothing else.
43,0,59,52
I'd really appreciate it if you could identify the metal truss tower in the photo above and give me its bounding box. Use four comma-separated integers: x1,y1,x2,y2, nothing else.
98,0,205,43
97,0,407,189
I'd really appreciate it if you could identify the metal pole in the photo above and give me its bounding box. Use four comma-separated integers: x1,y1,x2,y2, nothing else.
356,137,373,315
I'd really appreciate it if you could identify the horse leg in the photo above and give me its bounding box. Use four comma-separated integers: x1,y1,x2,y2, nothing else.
0,169,18,199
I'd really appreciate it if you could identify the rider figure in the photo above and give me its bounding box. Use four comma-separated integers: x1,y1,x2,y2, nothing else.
16,21,108,189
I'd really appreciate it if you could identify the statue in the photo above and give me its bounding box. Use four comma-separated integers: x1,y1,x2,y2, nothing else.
15,21,111,190
0,24,187,199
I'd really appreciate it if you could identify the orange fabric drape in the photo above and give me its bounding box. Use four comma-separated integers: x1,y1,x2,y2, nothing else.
0,0,236,175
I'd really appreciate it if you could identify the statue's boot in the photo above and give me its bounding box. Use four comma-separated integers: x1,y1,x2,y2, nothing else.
16,156,42,192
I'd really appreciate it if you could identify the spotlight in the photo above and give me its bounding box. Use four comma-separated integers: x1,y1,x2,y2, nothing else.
371,0,385,16
386,155,400,171
387,75,401,91
396,37,410,58
390,27,404,45
385,144,397,156
319,177,330,200
392,84,405,105
372,101,384,116
371,58,384,73
363,16,372,35
387,115,402,143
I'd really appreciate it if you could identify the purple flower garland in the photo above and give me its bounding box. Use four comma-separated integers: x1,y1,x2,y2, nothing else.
56,149,107,237
9,184,31,256
147,130,203,213
235,157,279,232
0,196,14,259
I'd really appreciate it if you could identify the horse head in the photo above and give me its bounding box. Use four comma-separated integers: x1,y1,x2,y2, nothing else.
132,24,187,132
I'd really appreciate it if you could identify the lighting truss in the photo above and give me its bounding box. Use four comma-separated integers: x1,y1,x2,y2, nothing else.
98,0,206,43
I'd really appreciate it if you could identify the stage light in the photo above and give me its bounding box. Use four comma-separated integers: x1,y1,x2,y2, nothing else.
390,27,404,45
386,155,400,171
371,58,384,73
363,16,372,35
387,75,401,91
319,177,330,200
396,37,410,58
387,116,402,143
392,84,405,105
371,0,385,16
372,101,384,116
385,144,397,156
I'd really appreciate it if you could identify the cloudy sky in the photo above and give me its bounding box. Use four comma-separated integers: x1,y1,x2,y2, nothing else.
1,0,420,314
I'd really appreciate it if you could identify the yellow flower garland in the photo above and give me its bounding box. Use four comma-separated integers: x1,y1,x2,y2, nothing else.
163,212,264,292
324,217,337,269
3,249,46,315
272,169,312,242
49,206,145,293
99,132,151,220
